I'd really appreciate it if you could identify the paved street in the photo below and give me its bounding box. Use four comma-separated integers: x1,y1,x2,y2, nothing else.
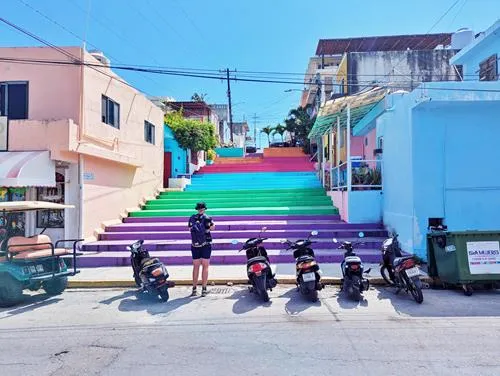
1,286,500,376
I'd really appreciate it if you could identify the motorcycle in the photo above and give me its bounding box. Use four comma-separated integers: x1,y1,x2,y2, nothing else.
234,227,277,302
282,230,323,302
380,232,424,304
128,240,174,302
334,233,371,301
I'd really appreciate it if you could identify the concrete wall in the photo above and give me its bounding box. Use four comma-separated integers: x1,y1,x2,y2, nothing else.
347,50,460,95
381,82,500,259
349,191,383,224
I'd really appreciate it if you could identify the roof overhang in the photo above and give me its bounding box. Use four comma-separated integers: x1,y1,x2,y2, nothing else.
0,201,74,212
0,151,56,187
451,21,500,65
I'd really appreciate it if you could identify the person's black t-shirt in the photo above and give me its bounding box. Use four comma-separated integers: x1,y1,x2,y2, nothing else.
188,214,214,243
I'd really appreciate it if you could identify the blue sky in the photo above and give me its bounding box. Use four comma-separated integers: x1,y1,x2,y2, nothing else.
1,0,500,137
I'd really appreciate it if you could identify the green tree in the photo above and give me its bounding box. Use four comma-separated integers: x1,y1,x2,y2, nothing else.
165,110,217,152
272,124,286,142
191,93,207,102
261,126,273,146
284,106,315,153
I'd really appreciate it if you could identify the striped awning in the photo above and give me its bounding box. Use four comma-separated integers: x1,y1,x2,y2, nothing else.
0,151,56,187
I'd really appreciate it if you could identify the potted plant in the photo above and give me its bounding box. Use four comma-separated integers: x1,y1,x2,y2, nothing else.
206,149,216,165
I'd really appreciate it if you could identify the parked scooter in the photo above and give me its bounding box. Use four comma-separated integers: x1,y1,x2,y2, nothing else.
282,230,323,302
379,232,424,304
128,240,174,302
234,227,277,302
334,233,371,301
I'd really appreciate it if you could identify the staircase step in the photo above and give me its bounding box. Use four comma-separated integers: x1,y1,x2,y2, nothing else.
123,214,341,223
83,237,384,252
129,206,338,217
77,248,383,267
99,229,387,241
106,221,383,232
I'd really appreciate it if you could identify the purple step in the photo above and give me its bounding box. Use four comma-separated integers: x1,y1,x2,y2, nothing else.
105,221,384,232
77,248,383,267
123,214,341,223
82,237,384,252
99,229,388,241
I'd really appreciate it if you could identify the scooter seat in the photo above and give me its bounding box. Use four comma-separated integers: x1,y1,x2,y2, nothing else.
296,255,315,263
345,256,361,263
247,256,268,265
141,258,160,267
394,256,413,266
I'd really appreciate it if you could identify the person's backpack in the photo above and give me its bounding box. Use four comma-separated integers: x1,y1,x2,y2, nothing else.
191,216,207,247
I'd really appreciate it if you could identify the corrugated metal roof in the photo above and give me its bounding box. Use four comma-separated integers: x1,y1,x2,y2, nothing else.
308,87,389,138
316,33,452,55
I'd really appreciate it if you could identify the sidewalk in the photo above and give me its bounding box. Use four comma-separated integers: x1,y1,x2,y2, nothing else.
68,263,430,288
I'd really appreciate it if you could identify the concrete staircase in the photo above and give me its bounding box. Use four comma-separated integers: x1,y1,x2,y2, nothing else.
80,151,387,267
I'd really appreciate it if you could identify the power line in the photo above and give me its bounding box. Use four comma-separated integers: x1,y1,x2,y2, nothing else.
15,0,164,90
1,56,497,93
0,17,154,96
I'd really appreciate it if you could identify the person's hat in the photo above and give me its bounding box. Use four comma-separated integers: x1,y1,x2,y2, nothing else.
195,202,207,210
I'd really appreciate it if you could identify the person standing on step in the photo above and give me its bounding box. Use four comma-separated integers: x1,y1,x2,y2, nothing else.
188,202,215,297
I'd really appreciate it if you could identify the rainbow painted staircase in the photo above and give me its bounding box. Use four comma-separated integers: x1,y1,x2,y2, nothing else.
80,151,387,266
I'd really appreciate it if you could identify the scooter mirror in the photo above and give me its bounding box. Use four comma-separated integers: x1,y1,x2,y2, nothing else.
231,239,239,245
261,226,268,232
332,238,338,243
126,246,132,251
311,230,319,236
358,232,365,238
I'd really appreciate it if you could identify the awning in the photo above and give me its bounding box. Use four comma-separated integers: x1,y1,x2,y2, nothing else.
0,151,56,187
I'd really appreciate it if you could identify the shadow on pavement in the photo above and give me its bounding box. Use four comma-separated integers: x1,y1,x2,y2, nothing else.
0,293,63,318
375,284,500,317
278,288,322,315
99,288,196,316
334,288,369,309
226,288,272,314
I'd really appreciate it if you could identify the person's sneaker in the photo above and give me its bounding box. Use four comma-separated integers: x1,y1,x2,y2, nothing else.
191,287,197,296
201,287,208,297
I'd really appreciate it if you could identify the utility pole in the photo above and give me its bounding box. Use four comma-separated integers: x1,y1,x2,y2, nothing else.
226,68,234,143
252,113,259,147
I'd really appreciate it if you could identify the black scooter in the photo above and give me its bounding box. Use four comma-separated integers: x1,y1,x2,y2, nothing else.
380,232,424,303
334,233,371,301
234,227,277,302
128,240,174,302
282,230,323,302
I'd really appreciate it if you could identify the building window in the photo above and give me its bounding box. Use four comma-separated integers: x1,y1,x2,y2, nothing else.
101,95,120,128
378,137,383,149
0,82,28,120
144,121,155,144
479,54,498,81
36,172,65,229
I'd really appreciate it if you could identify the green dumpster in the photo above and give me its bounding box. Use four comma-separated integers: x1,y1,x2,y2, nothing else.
427,230,500,295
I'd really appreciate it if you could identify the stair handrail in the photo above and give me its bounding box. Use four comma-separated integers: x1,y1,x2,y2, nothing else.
309,151,318,162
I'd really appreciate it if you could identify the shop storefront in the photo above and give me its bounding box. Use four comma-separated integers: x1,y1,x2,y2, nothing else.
0,151,63,239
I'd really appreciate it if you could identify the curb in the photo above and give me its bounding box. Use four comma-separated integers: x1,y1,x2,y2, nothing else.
68,276,433,289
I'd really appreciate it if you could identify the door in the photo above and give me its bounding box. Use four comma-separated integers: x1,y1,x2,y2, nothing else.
163,152,172,188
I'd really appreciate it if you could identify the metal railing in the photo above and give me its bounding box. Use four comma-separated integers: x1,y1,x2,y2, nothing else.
330,159,382,191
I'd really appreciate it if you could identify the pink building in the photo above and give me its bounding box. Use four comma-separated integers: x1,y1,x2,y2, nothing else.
0,47,164,241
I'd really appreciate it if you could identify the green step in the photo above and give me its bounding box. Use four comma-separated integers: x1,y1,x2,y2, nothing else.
154,193,329,202
144,199,332,210
130,206,339,217
159,187,325,197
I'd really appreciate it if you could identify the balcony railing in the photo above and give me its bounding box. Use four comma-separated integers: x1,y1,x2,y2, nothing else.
330,159,382,191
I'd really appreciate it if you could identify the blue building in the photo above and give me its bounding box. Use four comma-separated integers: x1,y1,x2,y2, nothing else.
163,124,188,186
351,20,500,259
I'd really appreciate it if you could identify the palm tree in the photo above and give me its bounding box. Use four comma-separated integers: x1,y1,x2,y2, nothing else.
261,126,273,146
272,124,286,142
